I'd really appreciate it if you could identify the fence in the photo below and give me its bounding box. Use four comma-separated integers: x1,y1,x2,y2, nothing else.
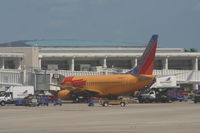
0,69,200,88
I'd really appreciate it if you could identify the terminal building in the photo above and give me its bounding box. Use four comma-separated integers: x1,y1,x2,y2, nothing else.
0,40,200,90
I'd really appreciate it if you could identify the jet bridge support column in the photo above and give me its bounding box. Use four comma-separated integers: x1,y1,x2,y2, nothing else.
103,57,107,68
131,58,136,68
193,84,199,90
134,58,138,67
193,57,198,71
2,58,4,69
38,58,41,69
193,57,199,90
164,57,168,70
17,58,22,70
71,57,75,71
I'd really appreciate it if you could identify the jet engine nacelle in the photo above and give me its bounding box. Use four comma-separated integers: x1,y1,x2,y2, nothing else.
58,90,70,100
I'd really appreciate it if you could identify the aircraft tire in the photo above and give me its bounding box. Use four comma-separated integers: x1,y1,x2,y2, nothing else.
103,102,109,107
88,103,94,106
120,102,126,107
0,101,5,106
144,99,150,103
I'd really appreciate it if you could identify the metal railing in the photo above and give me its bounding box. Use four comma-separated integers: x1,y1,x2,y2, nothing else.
0,69,200,87
0,69,22,86
154,70,200,83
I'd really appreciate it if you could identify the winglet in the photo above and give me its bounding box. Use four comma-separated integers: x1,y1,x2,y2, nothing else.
127,34,158,75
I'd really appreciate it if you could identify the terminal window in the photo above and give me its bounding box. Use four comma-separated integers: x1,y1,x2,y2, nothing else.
168,59,193,70
198,60,200,70
154,60,163,70
41,60,69,70
107,60,132,69
74,60,101,71
4,60,16,69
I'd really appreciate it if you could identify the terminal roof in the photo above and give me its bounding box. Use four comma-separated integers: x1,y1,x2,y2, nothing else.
0,40,142,47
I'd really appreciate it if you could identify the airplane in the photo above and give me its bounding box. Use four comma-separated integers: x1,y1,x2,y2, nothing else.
58,34,158,100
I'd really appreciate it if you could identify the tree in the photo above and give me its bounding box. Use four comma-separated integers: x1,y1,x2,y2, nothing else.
184,48,198,52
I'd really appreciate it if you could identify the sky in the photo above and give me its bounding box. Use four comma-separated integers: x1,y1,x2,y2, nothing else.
0,0,200,50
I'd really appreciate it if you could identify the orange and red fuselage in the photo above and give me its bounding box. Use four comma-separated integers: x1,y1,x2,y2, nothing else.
59,74,155,99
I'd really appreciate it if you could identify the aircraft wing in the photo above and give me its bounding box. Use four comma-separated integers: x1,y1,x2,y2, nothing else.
62,85,103,96
84,88,104,96
51,83,77,91
134,74,154,80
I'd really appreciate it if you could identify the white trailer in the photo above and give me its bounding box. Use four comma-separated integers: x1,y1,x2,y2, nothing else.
0,86,34,105
151,75,178,88
6,86,34,99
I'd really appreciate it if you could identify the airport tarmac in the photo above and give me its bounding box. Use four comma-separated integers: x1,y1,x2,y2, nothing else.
0,102,200,133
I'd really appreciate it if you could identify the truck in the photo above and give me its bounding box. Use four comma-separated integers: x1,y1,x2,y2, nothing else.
138,90,169,103
137,75,180,103
167,89,188,102
0,86,34,106
99,99,128,107
88,97,128,107
193,91,200,103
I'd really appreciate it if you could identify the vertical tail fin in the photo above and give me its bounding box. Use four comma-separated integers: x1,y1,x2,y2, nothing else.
127,34,158,75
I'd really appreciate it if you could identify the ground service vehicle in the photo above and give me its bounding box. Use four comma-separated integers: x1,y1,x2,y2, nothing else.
193,91,200,103
53,98,62,106
0,86,34,106
15,95,38,106
99,99,128,107
88,98,128,107
24,95,39,107
138,90,169,103
8,86,34,99
167,90,188,102
0,92,12,106
37,97,49,106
